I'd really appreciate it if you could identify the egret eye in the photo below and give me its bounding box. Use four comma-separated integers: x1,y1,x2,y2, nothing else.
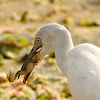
36,38,41,43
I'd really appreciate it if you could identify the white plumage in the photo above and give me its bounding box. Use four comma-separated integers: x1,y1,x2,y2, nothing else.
67,44,100,100
34,23,100,100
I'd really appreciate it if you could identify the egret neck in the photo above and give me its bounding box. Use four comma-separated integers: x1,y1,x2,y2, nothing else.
55,28,74,75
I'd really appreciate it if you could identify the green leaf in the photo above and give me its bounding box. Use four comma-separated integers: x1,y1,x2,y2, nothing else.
21,87,36,99
17,38,29,47
0,87,5,93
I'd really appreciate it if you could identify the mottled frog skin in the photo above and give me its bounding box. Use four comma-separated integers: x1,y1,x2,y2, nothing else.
7,54,39,83
6,62,36,83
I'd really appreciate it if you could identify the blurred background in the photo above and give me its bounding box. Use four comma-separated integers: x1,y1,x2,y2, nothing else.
0,0,100,100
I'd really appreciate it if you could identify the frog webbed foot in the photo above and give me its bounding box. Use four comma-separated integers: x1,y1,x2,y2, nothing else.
6,70,16,82
27,72,34,83
23,72,34,83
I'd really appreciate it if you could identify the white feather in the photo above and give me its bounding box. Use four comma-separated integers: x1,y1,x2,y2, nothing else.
35,23,100,100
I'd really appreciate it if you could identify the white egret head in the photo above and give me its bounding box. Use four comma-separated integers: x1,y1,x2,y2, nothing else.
22,23,68,72
28,24,61,59
34,23,58,59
